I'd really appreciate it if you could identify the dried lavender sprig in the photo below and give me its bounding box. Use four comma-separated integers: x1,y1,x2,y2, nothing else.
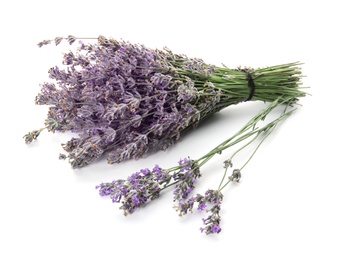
97,98,298,234
96,165,172,215
26,36,306,168
37,35,98,47
23,128,45,144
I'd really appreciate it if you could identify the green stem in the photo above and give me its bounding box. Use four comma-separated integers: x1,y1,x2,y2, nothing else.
217,103,293,192
218,164,230,191
229,132,261,162
194,99,296,169
218,179,232,192
240,121,276,171
176,61,305,105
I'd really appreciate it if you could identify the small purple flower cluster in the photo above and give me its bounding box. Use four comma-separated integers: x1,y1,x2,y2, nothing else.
23,128,44,144
37,35,76,48
173,157,202,201
33,36,225,168
96,157,202,215
200,190,223,234
174,189,223,235
96,164,172,215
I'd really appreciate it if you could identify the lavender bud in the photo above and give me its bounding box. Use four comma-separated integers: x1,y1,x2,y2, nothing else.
23,129,43,144
67,35,76,45
96,165,171,215
37,39,51,48
104,128,117,143
59,153,67,160
223,159,233,169
229,169,241,182
54,37,63,46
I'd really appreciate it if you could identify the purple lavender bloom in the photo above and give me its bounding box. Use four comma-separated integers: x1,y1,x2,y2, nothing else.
96,165,171,215
211,224,222,233
174,197,196,216
23,128,44,144
132,194,141,206
174,193,205,216
175,188,223,234
204,189,224,204
96,183,115,196
173,157,201,201
197,202,207,211
200,204,222,234
199,190,224,235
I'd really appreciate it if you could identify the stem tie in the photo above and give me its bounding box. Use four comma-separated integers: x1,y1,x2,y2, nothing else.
241,69,256,101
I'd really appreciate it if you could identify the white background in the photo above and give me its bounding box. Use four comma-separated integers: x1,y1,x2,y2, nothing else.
1,0,340,259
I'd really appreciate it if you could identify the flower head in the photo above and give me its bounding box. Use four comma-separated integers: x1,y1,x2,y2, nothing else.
174,194,206,216
96,165,171,215
23,128,44,144
173,157,202,201
200,190,223,235
174,188,223,234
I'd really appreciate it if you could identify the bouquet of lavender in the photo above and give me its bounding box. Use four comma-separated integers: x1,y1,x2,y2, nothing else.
24,35,305,168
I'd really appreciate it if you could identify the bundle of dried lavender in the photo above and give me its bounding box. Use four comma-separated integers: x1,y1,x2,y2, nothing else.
96,98,298,234
24,36,305,168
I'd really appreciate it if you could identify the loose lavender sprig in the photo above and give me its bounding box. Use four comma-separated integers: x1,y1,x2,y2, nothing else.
96,164,172,216
25,35,306,168
96,98,298,234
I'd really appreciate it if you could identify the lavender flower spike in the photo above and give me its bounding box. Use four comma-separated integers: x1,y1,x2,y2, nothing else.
96,165,171,215
173,157,201,201
174,189,223,234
